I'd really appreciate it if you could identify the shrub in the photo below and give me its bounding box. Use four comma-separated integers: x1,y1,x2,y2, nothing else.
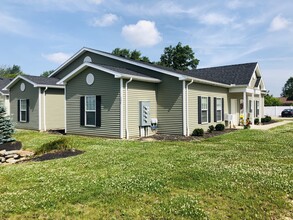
35,138,71,155
261,116,272,123
208,125,215,133
215,124,225,131
192,128,204,136
254,118,259,125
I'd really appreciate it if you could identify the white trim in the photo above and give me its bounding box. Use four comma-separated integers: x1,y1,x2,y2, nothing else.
186,80,194,136
64,84,67,133
125,78,132,139
243,92,247,122
182,81,186,136
57,62,161,85
38,88,42,130
43,87,48,131
3,75,64,90
251,92,255,125
120,78,124,139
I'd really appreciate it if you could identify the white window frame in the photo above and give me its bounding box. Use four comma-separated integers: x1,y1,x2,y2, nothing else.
201,96,208,124
19,99,27,122
85,95,96,127
216,97,222,122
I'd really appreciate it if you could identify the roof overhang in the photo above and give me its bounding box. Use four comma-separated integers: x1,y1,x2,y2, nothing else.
57,62,162,85
0,91,8,96
3,75,64,91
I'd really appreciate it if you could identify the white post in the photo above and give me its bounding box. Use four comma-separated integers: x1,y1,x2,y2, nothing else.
186,80,194,136
120,78,124,139
252,92,255,125
243,92,247,123
125,78,132,139
259,95,262,122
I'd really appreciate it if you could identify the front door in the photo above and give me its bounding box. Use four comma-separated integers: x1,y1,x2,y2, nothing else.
231,99,238,126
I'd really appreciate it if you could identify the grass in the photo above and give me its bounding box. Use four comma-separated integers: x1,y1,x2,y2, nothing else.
0,124,293,219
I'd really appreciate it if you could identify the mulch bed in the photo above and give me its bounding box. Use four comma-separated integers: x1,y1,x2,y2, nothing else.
0,141,22,151
31,149,84,162
140,129,237,142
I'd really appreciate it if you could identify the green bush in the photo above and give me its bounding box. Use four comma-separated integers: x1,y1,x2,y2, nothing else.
261,116,272,123
215,124,225,131
254,118,259,125
35,137,71,155
192,128,204,136
208,125,215,133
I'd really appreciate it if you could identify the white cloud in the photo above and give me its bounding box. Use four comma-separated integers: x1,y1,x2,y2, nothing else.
199,13,233,25
121,20,162,47
91,13,118,27
227,0,254,9
269,15,290,32
0,13,31,36
42,52,71,64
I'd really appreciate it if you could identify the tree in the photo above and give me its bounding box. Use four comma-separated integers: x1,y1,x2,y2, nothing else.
281,77,293,99
159,42,200,71
264,94,281,106
0,65,24,78
41,70,54,77
0,105,15,144
112,48,150,62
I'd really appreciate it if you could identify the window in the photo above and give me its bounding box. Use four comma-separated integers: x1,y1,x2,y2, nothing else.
85,96,96,126
19,99,28,122
80,96,101,127
201,97,208,123
216,98,222,121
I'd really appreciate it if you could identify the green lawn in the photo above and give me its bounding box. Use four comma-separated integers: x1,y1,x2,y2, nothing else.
0,124,293,219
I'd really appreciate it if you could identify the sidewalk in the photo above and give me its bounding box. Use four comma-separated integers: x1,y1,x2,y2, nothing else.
251,120,292,130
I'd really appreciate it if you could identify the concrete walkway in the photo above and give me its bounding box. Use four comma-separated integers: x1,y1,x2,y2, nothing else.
250,120,292,130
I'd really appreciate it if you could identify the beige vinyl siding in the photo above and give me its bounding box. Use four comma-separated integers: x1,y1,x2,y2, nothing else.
66,67,120,137
10,80,39,130
126,81,157,138
188,83,228,133
45,88,65,130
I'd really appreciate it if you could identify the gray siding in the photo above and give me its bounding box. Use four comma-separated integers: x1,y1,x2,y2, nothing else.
157,75,183,135
66,68,120,137
188,83,228,133
10,80,39,130
126,81,157,138
45,88,65,130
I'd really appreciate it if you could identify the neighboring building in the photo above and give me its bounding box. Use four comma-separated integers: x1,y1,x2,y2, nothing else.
48,47,267,138
278,97,293,106
4,75,64,131
0,78,11,115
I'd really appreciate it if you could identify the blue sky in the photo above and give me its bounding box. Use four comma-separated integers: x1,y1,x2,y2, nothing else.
0,0,292,96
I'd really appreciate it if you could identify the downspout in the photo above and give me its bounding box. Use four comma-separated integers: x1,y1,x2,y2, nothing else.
120,78,124,139
182,81,186,136
125,78,133,139
186,80,194,136
43,87,48,131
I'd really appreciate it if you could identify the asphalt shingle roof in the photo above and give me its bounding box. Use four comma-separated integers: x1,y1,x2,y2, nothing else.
185,62,258,85
23,75,62,86
0,78,12,95
92,48,257,86
99,64,160,81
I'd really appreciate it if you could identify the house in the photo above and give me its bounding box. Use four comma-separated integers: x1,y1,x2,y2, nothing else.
278,97,293,106
0,78,11,115
3,75,64,131
47,47,267,138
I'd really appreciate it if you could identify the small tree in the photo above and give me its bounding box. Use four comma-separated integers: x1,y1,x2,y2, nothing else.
281,77,293,99
264,94,281,106
0,105,15,144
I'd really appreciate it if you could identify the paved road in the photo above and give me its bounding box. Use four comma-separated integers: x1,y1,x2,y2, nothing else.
251,119,293,130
